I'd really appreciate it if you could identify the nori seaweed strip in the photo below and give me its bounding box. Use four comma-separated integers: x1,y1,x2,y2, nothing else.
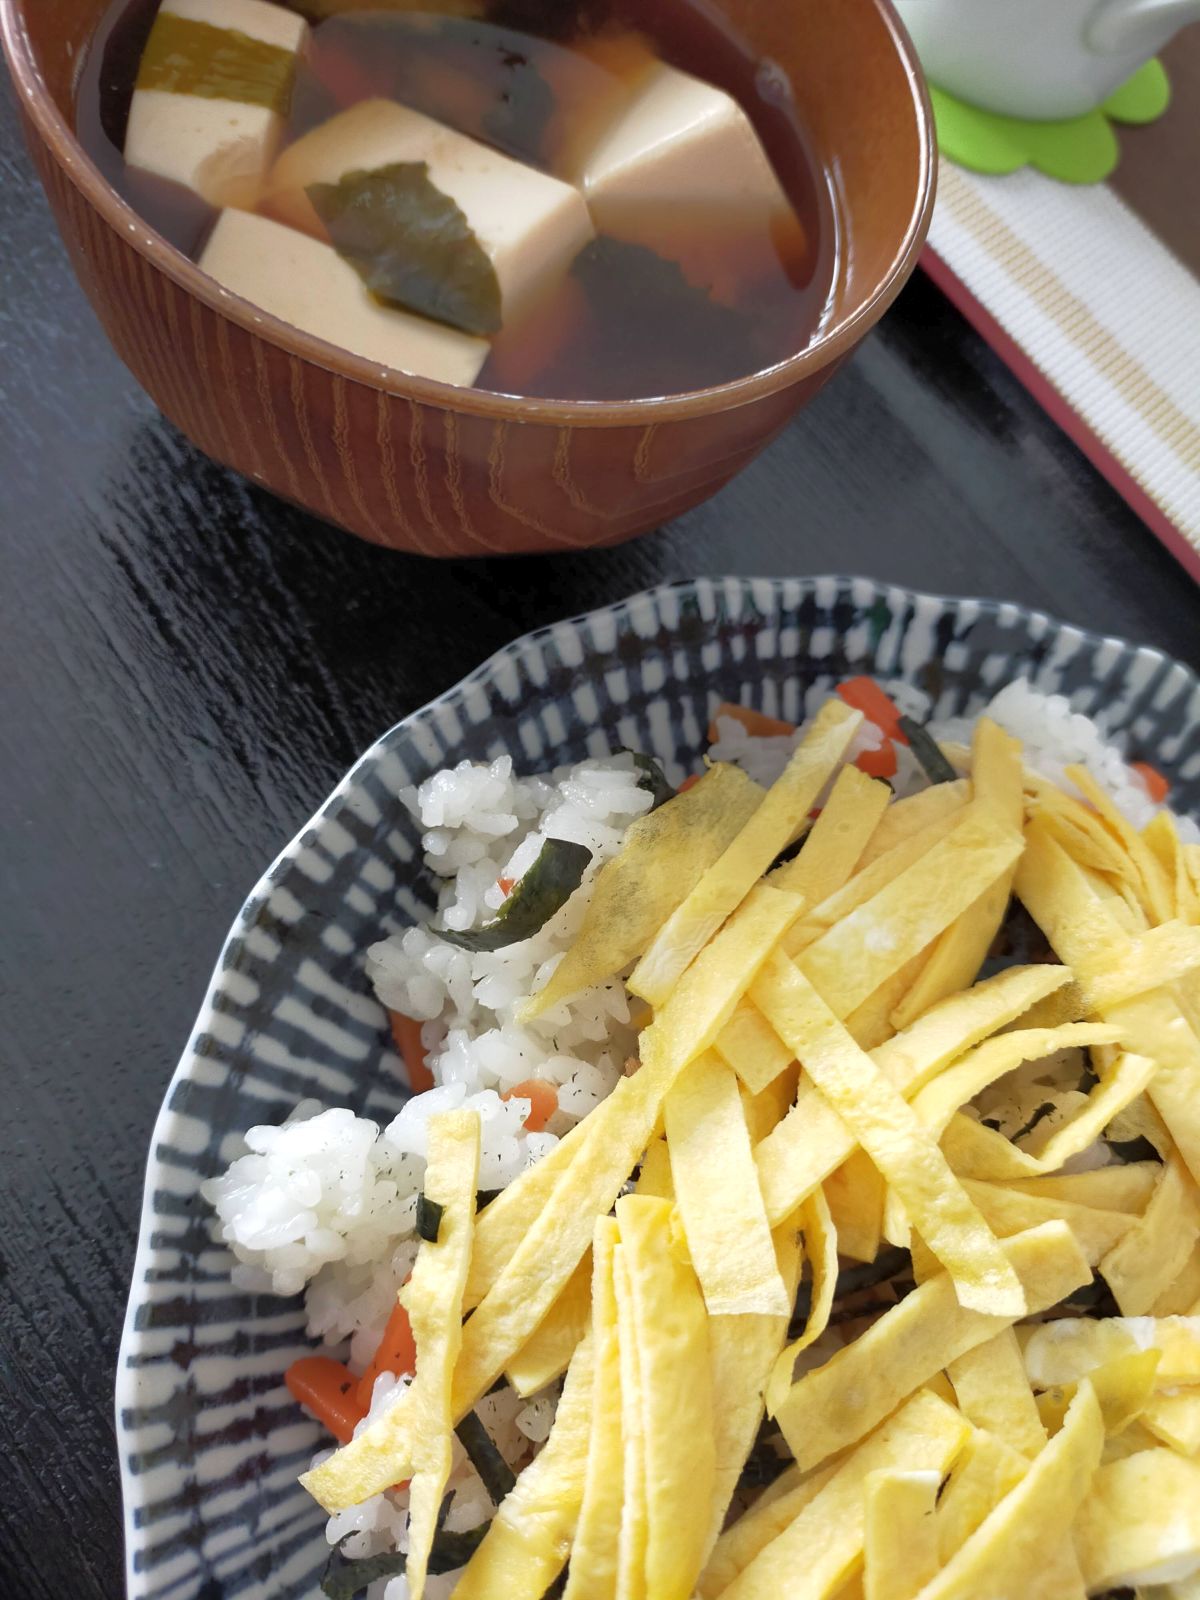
320,1524,490,1598
897,715,958,784
455,1410,518,1505
416,1194,444,1243
624,751,675,811
437,838,592,952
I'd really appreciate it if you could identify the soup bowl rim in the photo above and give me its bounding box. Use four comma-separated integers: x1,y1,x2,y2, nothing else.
0,0,936,426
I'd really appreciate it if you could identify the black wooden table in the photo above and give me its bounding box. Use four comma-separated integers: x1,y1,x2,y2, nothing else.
3,65,1200,1599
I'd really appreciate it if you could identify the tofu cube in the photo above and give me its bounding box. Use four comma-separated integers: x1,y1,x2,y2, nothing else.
574,62,792,236
125,0,308,208
199,209,490,387
264,99,594,326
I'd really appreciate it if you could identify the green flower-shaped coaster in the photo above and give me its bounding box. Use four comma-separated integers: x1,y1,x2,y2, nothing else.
931,59,1170,184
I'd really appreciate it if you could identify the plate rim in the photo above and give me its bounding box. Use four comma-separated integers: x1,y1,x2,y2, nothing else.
114,573,1199,1597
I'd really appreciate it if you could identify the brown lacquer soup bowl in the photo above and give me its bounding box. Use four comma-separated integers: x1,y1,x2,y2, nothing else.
1,0,934,557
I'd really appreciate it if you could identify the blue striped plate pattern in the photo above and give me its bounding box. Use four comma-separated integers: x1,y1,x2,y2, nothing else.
116,576,1200,1600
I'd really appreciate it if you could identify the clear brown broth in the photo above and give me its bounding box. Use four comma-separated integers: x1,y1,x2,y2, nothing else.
75,0,839,401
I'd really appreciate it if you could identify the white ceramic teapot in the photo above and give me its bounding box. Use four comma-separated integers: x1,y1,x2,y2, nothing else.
892,0,1200,119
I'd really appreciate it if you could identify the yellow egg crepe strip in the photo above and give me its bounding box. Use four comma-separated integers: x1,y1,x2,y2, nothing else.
824,1148,884,1264
521,762,764,1020
301,1109,480,1519
644,882,807,1072
1035,1348,1160,1438
770,1223,1090,1470
959,1177,1135,1266
616,1195,715,1600
1026,1050,1159,1170
946,1328,1046,1459
770,764,891,905
751,953,1024,1314
997,1162,1161,1213
795,803,1024,1021
715,1391,969,1600
755,964,1072,1225
1085,920,1200,1011
766,1187,837,1416
913,1381,1103,1600
862,1469,941,1600
1141,1389,1200,1455
891,721,1024,1031
1075,1449,1200,1592
402,1112,482,1600
506,1252,591,1397
909,1024,1122,1142
1017,823,1200,1184
1151,1241,1200,1315
634,1135,673,1199
1066,763,1175,925
715,1002,795,1096
630,700,860,1007
614,1242,648,1600
1022,1316,1200,1388
886,1021,1122,1246
846,953,933,1051
933,1428,1029,1565
698,1462,842,1600
1144,810,1199,923
704,1215,804,1558
665,1050,790,1316
857,780,972,867
784,814,959,955
1029,773,1145,884
1101,1153,1200,1314
465,1100,607,1308
460,881,802,1372
740,1066,798,1145
562,1220,623,1600
941,1049,1159,1185
453,1329,596,1600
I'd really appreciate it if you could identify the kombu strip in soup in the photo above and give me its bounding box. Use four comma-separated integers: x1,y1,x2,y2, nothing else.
136,14,297,113
307,163,503,336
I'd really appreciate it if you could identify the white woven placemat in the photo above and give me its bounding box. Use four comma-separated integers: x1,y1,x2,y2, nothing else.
927,159,1200,574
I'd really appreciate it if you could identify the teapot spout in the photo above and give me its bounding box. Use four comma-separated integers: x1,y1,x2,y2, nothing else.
1087,0,1200,55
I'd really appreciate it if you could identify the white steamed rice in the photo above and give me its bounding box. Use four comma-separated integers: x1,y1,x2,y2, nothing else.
200,676,1195,1592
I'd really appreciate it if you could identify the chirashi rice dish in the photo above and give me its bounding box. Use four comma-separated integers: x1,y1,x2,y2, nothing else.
204,673,1200,1600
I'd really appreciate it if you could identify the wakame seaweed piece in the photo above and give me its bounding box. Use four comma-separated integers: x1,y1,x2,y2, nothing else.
566,237,762,400
436,838,592,952
307,163,502,336
625,751,675,811
320,1523,491,1599
455,1409,518,1504
136,14,297,111
416,1194,444,1243
897,715,959,785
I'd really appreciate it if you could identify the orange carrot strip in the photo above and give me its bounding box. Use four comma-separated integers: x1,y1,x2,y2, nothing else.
1131,760,1170,804
855,742,898,780
707,701,796,744
678,774,703,793
837,677,907,743
388,1010,435,1094
286,1356,366,1445
498,876,515,896
501,1078,560,1133
355,1301,417,1409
